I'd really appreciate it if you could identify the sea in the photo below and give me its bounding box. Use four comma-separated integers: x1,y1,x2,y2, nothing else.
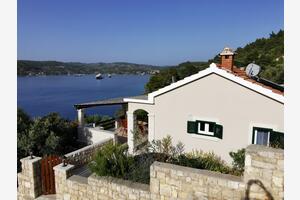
17,74,150,120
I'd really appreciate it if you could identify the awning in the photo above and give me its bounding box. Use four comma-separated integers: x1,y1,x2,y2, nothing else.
74,95,147,109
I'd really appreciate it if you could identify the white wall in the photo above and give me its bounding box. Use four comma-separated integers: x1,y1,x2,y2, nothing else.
128,73,283,163
83,127,115,144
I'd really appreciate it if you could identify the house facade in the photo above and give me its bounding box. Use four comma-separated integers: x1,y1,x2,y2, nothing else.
75,47,284,163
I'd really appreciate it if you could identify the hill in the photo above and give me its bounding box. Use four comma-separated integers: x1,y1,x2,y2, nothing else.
145,30,284,93
17,61,161,76
209,29,284,84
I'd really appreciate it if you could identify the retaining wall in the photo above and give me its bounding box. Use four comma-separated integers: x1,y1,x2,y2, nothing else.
18,144,284,200
65,138,113,167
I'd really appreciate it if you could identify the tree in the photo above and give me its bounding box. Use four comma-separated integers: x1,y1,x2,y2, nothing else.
27,113,78,155
145,68,179,93
177,62,199,79
17,110,79,171
17,108,33,171
17,108,32,136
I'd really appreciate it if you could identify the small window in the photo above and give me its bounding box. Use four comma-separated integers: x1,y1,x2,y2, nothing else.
252,127,284,148
225,55,229,59
253,127,271,146
197,121,215,136
187,120,223,139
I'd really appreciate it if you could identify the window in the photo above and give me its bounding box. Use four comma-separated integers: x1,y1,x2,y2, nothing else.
253,127,271,146
225,55,229,59
187,120,223,139
252,127,284,149
197,121,215,135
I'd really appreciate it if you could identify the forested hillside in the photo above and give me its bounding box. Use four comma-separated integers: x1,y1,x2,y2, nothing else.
209,29,284,84
145,30,284,93
17,61,161,76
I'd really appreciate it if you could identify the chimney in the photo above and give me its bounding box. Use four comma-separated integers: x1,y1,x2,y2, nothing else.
219,47,236,71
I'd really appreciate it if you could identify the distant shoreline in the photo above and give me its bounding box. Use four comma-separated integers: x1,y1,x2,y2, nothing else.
17,60,162,76
17,73,152,77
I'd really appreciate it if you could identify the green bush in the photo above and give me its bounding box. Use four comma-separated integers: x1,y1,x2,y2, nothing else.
229,148,245,175
171,150,231,174
89,142,134,178
148,135,185,160
17,109,80,172
125,153,168,184
89,136,245,185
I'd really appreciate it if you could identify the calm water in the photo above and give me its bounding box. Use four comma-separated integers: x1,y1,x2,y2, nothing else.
17,74,150,120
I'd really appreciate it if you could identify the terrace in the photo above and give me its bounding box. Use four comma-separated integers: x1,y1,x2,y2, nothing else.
74,95,149,151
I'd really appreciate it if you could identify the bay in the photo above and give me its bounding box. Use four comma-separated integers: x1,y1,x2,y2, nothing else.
17,74,150,120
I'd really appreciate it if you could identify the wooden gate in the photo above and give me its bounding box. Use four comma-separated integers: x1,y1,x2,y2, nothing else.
41,155,62,195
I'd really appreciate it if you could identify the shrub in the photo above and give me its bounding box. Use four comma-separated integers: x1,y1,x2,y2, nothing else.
89,142,134,178
18,111,79,157
229,148,245,175
124,153,167,184
148,135,184,161
172,150,232,174
89,136,244,185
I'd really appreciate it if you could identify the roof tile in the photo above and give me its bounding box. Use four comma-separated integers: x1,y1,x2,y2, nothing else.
216,64,283,96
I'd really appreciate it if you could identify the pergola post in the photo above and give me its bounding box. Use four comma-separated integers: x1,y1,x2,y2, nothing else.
127,111,135,154
77,108,85,142
148,113,155,142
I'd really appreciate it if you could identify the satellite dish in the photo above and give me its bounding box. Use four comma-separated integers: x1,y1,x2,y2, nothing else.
246,63,261,77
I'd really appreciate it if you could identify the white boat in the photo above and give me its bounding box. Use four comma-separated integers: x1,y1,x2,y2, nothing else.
108,74,112,78
95,73,103,79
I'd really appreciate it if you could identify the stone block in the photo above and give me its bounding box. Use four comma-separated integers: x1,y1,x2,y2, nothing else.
176,170,184,177
252,160,276,169
277,160,284,170
185,177,191,182
160,184,171,197
156,171,165,180
63,194,71,200
150,179,160,194
272,176,283,187
245,155,252,167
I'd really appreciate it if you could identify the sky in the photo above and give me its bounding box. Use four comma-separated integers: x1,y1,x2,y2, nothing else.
17,0,284,66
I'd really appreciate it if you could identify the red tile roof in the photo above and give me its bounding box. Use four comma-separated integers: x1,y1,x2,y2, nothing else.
216,64,284,96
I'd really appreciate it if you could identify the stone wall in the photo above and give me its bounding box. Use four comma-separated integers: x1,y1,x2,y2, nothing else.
244,145,284,199
54,164,75,200
17,156,42,200
150,162,245,199
149,145,284,200
18,144,284,200
54,163,150,200
64,138,112,168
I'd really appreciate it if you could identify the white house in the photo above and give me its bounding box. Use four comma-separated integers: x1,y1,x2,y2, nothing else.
75,47,284,163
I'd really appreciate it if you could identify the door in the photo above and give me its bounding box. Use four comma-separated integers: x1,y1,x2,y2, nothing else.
41,155,62,195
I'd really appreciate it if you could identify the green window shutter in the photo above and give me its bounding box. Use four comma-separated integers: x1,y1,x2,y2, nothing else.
270,131,284,149
214,124,223,139
187,121,197,133
208,122,216,132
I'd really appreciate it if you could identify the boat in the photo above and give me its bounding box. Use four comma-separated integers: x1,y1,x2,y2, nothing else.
95,73,104,79
108,74,112,78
